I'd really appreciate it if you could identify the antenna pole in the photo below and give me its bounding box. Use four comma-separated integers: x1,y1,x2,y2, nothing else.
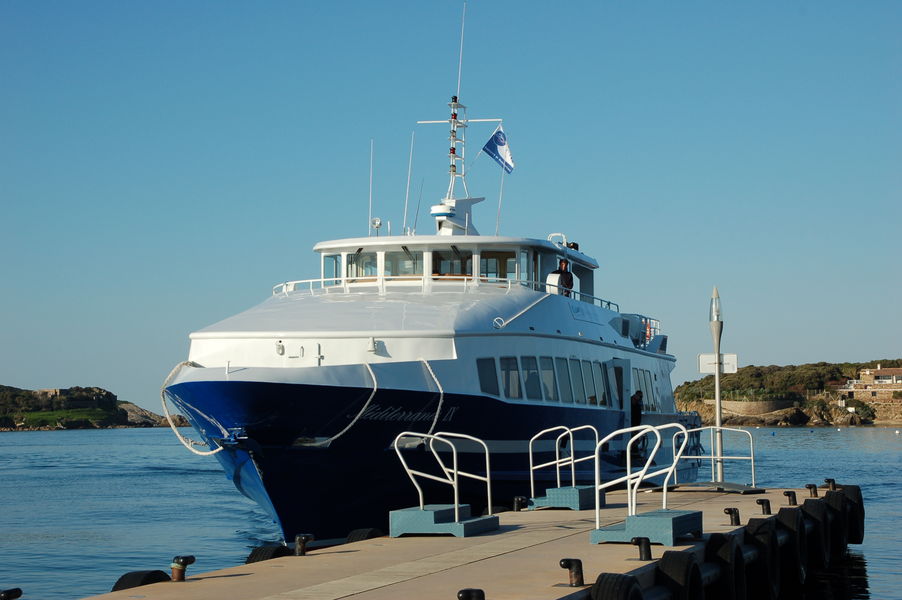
368,138,374,236
456,2,466,99
403,131,415,233
412,178,424,233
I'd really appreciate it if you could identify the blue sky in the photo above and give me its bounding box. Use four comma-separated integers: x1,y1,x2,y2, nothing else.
2,1,900,411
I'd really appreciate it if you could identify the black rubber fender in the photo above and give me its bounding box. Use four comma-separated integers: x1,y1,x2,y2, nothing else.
245,544,292,564
824,490,850,561
656,550,704,600
590,572,644,600
776,506,808,589
111,570,171,591
704,532,746,600
801,498,832,569
0,589,23,600
346,527,384,543
745,518,781,600
838,484,865,544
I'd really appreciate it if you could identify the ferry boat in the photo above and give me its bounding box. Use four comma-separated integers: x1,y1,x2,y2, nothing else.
162,94,701,542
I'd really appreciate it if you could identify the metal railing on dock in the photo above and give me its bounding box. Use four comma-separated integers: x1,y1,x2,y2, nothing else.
528,425,599,498
672,426,756,487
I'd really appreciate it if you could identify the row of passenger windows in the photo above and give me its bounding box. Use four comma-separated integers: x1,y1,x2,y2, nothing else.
477,356,622,408
325,249,533,280
632,367,661,412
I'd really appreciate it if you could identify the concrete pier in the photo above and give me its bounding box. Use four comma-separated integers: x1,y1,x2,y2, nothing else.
87,485,856,600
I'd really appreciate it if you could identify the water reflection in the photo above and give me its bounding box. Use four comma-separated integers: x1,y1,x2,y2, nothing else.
800,549,869,599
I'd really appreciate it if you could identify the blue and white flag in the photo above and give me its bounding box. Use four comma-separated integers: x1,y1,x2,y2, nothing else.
482,126,515,174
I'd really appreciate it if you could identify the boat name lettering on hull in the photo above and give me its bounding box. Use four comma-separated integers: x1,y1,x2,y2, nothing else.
358,404,460,423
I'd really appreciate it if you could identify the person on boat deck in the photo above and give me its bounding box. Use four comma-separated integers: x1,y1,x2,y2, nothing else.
552,258,574,297
630,390,643,428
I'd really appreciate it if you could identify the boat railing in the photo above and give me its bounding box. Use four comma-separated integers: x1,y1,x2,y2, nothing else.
392,431,493,523
593,425,663,527
672,426,756,487
527,425,600,498
273,276,619,312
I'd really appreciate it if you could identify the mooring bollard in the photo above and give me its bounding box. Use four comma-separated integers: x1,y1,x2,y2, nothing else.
0,588,23,600
170,556,195,582
631,536,653,561
724,507,741,526
824,478,837,491
559,558,584,586
756,498,772,515
805,483,818,498
295,533,315,556
457,588,485,600
513,496,528,512
783,490,798,505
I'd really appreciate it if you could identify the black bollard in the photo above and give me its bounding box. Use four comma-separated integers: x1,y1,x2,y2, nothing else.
783,490,798,505
805,483,818,498
631,536,653,561
559,558,584,586
0,589,23,600
724,507,741,526
824,478,837,491
756,498,772,515
457,589,486,600
170,555,196,582
295,534,315,556
513,496,528,512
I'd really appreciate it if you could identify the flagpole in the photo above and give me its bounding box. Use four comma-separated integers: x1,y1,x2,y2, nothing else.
495,168,505,236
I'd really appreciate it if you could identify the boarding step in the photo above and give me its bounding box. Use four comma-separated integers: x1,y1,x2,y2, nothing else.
589,509,703,546
528,485,602,511
389,504,500,538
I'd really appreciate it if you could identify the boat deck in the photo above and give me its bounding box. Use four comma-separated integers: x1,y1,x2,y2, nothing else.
87,485,806,600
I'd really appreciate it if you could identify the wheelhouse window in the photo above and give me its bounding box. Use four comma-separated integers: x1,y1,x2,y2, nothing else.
540,357,558,402
480,250,516,281
432,246,472,278
521,356,543,400
323,254,342,286
385,247,423,278
499,356,522,399
476,358,499,396
346,249,377,280
555,358,573,403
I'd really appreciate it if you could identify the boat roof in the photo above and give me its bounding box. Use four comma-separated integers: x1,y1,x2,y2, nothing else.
313,235,599,270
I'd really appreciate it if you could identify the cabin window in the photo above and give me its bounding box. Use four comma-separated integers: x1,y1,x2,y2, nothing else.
480,250,516,280
476,358,499,396
593,362,609,407
643,370,658,411
432,246,473,277
556,358,573,403
520,356,543,400
569,360,586,404
612,365,624,409
346,250,378,279
323,254,342,285
519,250,530,282
385,248,423,277
582,360,597,405
499,356,522,399
540,356,558,402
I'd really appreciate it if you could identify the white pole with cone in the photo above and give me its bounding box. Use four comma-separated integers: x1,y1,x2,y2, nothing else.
709,287,724,483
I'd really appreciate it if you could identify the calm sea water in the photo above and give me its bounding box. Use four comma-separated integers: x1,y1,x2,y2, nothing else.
0,426,899,599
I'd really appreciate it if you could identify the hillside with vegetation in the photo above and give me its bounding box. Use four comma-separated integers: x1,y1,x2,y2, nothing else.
675,359,902,426
0,385,176,430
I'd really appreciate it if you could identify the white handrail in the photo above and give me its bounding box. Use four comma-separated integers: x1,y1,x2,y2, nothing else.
635,422,688,509
672,426,756,487
392,431,493,523
272,275,620,312
527,425,599,498
594,425,662,528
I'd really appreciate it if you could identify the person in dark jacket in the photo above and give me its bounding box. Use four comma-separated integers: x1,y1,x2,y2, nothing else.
630,390,643,428
552,258,573,297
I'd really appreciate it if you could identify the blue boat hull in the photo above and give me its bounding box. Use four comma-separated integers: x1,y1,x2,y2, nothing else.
166,379,700,541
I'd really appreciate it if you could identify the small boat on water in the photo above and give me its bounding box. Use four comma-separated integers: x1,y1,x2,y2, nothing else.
162,77,700,543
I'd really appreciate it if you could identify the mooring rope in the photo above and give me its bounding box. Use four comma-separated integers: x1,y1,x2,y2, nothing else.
421,358,445,435
160,361,225,456
303,362,378,447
